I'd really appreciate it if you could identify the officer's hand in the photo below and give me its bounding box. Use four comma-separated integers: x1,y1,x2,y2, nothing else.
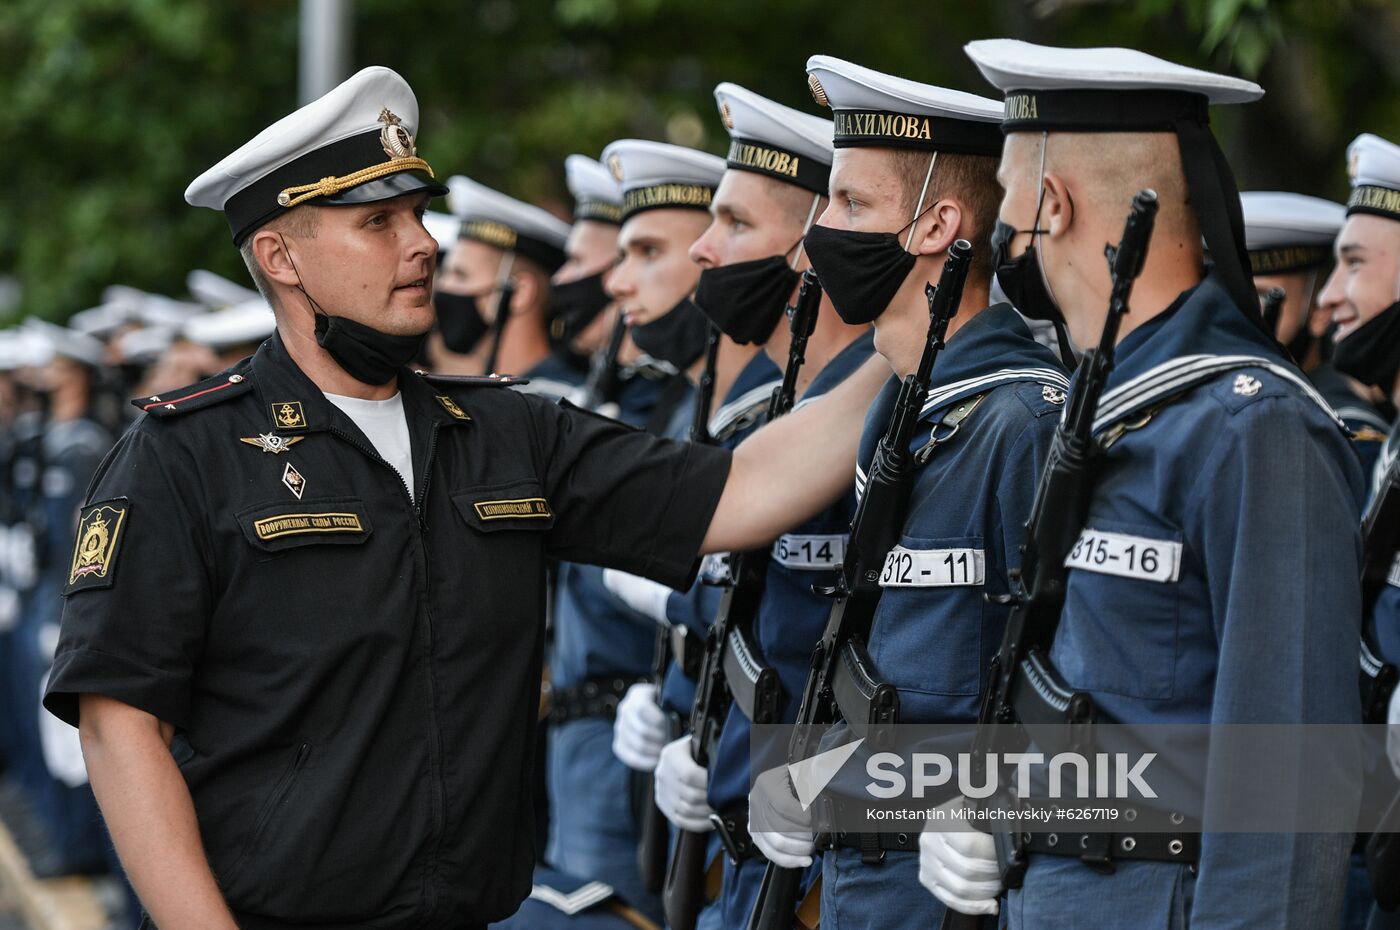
918,800,1001,917
1388,685,1400,781
613,683,668,772
601,569,673,625
748,765,814,868
654,736,715,832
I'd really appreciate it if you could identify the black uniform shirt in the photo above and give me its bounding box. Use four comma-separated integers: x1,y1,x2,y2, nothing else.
43,332,730,929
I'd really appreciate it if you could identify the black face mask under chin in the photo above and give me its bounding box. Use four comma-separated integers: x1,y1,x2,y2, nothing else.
802,223,917,325
313,314,427,386
630,296,711,370
1333,300,1400,392
990,219,1061,325
694,255,801,345
433,290,491,354
550,272,612,343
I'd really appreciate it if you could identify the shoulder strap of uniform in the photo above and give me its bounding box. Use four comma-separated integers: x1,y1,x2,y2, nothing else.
133,364,253,417
416,371,530,388
1091,354,1347,437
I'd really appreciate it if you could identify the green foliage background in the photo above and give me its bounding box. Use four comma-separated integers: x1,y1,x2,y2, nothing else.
2,0,1398,324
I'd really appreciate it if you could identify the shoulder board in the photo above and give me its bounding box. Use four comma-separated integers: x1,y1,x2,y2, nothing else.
132,365,253,417
416,371,530,388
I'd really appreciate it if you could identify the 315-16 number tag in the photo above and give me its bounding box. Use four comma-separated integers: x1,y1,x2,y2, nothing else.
1063,528,1181,583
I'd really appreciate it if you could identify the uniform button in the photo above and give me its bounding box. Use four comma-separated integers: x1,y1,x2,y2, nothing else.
229,374,245,383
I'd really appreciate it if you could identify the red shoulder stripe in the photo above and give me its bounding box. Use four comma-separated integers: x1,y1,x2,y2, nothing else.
140,379,240,411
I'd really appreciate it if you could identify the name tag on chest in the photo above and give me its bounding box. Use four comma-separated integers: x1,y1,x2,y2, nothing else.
879,546,985,588
772,533,847,570
1064,528,1182,583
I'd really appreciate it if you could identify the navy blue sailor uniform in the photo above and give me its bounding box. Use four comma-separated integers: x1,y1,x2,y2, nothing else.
1007,272,1365,930
657,351,782,719
704,331,876,927
42,332,732,930
816,305,1068,930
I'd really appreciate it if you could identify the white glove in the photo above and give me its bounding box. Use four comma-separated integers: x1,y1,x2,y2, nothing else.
613,683,668,772
602,569,673,625
748,765,814,868
1387,684,1400,781
918,800,1001,917
655,736,715,832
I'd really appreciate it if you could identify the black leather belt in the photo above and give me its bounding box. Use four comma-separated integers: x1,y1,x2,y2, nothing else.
1022,825,1199,870
723,626,782,724
818,829,920,863
711,803,766,865
547,675,643,725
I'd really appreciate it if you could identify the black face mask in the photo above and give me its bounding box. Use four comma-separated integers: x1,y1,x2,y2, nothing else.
694,255,800,345
1333,300,1400,391
631,296,711,369
803,223,917,325
550,272,612,343
434,290,491,354
991,218,1060,324
313,314,427,386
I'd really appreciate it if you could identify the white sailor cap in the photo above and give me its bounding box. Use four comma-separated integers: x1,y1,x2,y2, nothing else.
965,39,1265,319
182,299,277,353
22,318,105,367
803,56,1003,156
1240,192,1345,274
422,210,462,255
712,83,833,194
99,286,203,328
564,155,624,225
114,326,176,366
599,140,726,222
186,66,448,244
446,176,570,271
964,39,1262,126
69,303,137,339
187,269,261,310
1346,133,1400,224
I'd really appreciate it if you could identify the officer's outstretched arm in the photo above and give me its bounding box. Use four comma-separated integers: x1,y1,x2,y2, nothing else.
701,353,891,554
79,694,241,930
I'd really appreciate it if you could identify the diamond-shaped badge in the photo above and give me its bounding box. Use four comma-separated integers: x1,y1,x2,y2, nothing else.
282,462,306,500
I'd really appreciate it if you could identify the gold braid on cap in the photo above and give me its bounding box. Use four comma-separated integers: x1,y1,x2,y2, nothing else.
276,156,435,209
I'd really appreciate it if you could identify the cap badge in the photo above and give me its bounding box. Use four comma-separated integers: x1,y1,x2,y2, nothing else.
808,74,829,108
719,100,734,131
608,155,624,182
379,108,417,159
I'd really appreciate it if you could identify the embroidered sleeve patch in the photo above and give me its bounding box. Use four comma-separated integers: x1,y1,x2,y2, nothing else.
253,512,364,541
473,498,553,521
66,500,129,593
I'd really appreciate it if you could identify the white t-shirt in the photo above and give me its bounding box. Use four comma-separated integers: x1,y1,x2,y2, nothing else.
324,392,415,501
